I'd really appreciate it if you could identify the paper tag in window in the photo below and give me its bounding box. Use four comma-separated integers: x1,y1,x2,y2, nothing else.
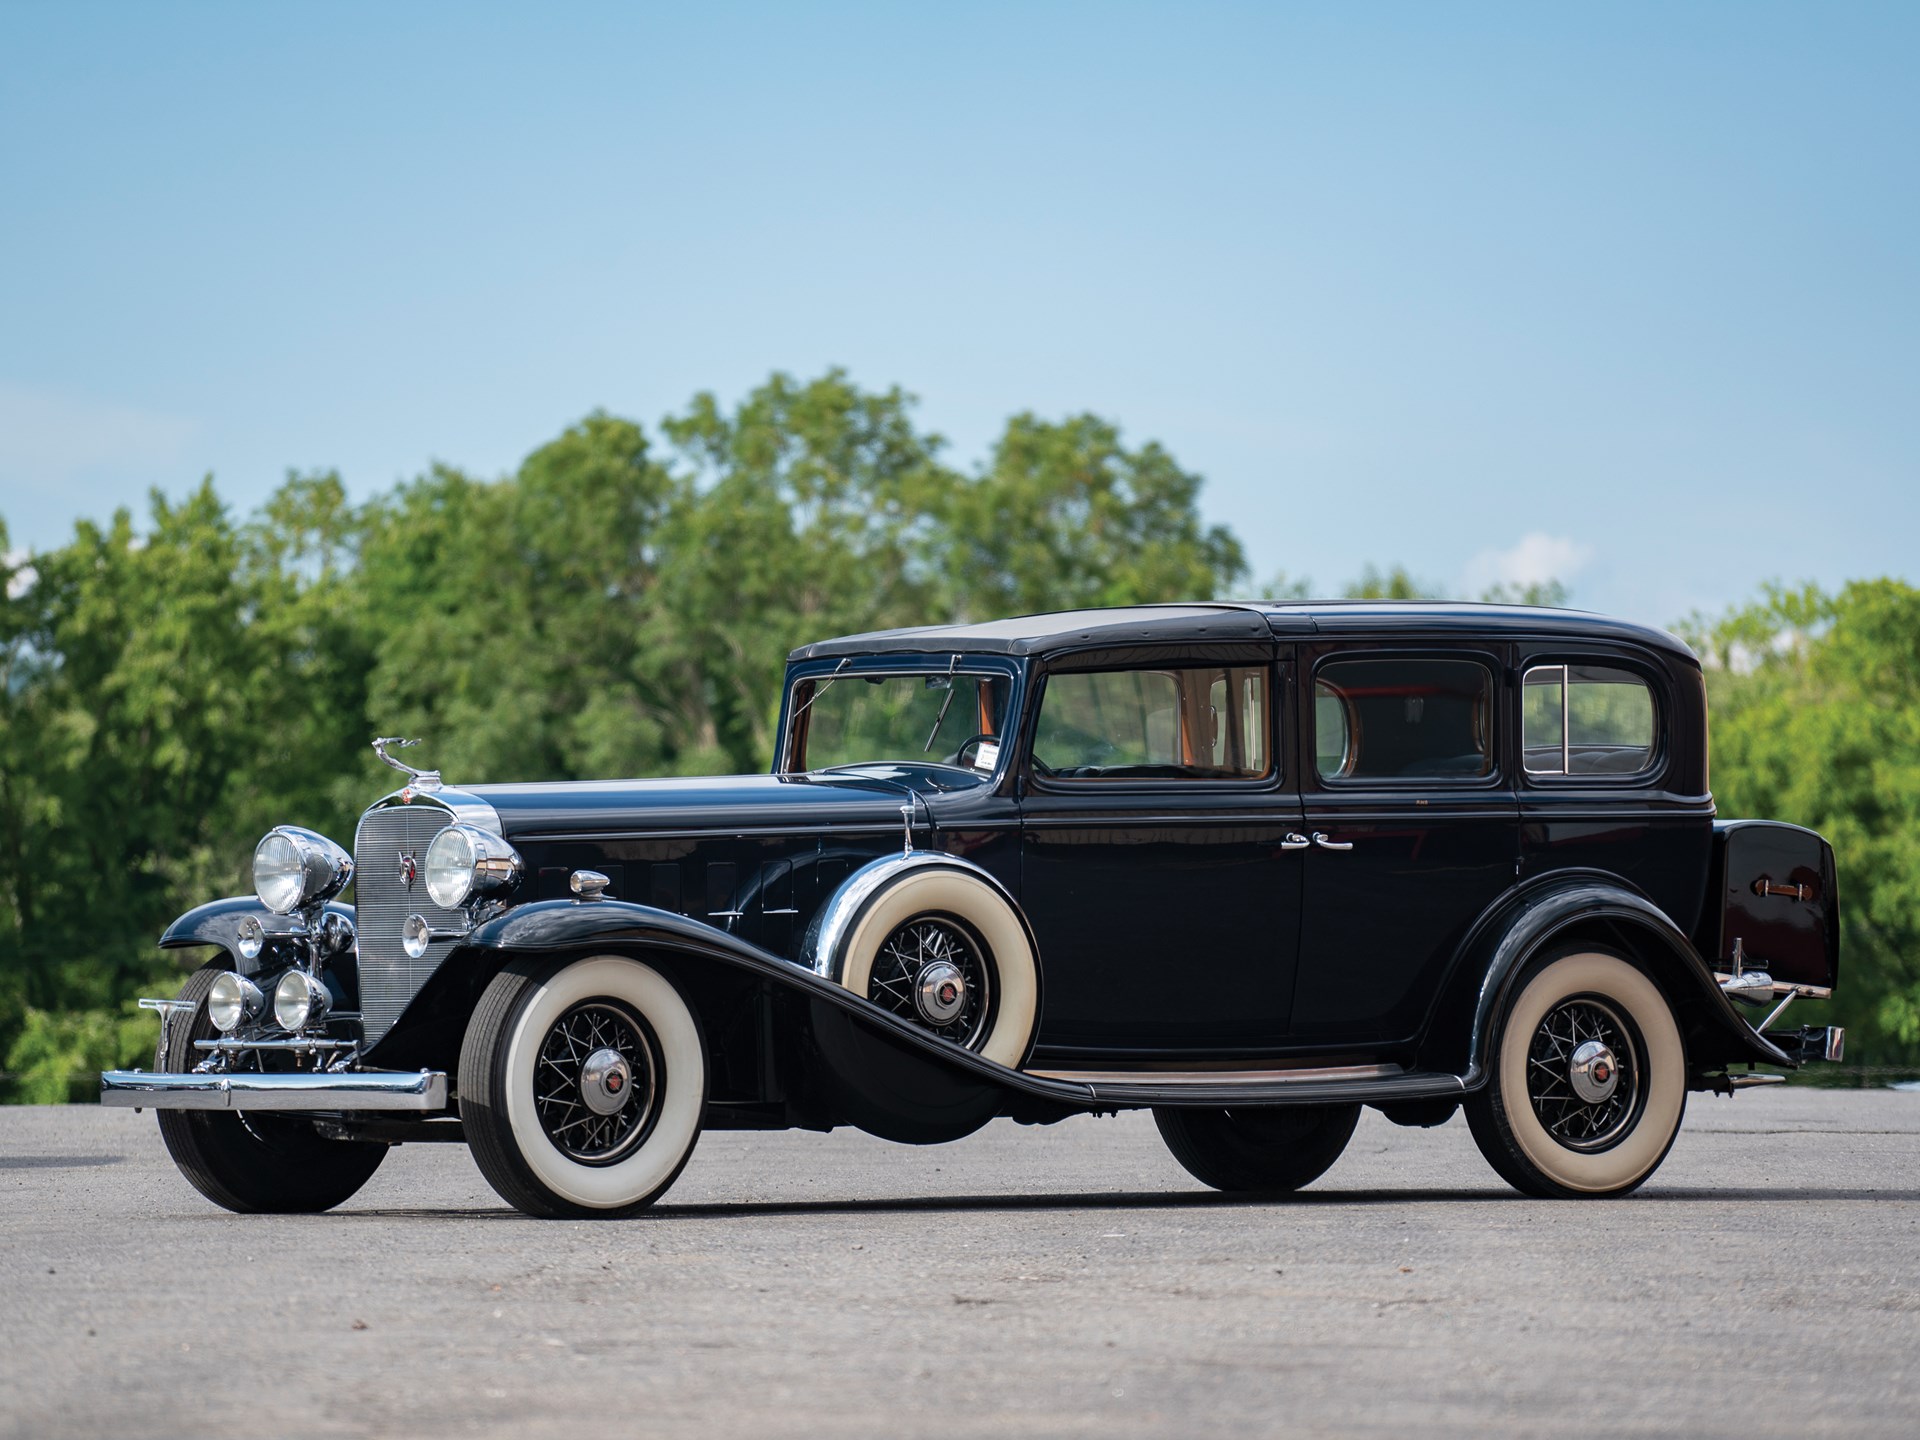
972,741,1001,772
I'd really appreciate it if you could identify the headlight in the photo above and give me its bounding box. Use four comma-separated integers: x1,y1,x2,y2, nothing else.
425,825,522,908
207,972,265,1032
252,826,353,915
273,970,331,1031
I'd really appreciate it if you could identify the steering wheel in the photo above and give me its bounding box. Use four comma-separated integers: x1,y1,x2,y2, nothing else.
949,733,998,770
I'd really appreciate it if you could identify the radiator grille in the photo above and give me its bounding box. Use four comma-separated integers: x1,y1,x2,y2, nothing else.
352,803,464,1046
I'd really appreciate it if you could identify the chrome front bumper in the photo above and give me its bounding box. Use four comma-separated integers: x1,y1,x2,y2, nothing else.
100,1068,448,1112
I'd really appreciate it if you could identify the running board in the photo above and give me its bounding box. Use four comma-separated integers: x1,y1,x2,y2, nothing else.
1025,1063,1468,1108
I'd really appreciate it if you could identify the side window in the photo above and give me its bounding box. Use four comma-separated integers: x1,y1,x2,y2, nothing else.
1313,657,1494,782
1034,666,1272,781
1523,664,1656,776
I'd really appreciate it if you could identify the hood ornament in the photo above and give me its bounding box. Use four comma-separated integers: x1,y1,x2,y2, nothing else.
372,736,443,794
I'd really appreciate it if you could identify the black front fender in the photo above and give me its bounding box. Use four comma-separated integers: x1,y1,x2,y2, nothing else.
462,899,1088,1121
159,895,355,975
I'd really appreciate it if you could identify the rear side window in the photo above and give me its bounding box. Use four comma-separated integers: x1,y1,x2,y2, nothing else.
1523,664,1656,776
1034,666,1271,781
1314,658,1494,782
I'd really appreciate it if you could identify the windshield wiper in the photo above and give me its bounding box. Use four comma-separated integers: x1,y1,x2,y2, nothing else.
788,658,851,724
922,655,962,753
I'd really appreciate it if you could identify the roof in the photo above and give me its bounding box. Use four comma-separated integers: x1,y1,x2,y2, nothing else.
788,601,1700,665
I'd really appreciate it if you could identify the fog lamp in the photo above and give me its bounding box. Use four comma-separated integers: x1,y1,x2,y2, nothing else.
207,972,265,1033
273,970,330,1031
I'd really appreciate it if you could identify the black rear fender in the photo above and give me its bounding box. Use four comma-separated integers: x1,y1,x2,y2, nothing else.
1417,878,1790,1085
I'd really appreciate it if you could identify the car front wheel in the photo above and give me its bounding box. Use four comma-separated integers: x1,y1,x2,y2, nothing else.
459,954,706,1218
156,962,388,1213
1466,948,1687,1198
1153,1103,1361,1193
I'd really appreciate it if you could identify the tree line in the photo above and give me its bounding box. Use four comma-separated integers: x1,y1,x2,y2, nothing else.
2,369,1913,1096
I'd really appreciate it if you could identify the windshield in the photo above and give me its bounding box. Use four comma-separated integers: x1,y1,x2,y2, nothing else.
790,671,1011,775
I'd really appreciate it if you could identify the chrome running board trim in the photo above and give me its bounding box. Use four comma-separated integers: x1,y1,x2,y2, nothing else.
1024,1063,1467,1108
100,1068,448,1112
1030,1062,1402,1087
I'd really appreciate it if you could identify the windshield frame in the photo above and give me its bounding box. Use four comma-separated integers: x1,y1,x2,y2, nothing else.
776,652,1026,786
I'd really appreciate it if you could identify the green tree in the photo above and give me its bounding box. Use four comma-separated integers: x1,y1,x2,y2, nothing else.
1684,580,1920,1065
659,370,955,771
1342,564,1437,600
941,413,1247,618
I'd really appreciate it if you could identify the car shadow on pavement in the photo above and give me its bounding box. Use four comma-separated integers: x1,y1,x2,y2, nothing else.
325,1183,1920,1221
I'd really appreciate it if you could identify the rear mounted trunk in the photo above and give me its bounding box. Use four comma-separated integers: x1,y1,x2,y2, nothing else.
1696,820,1839,992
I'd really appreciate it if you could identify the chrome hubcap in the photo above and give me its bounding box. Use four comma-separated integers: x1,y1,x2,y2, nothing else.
579,1047,633,1116
914,960,968,1025
1568,1039,1619,1103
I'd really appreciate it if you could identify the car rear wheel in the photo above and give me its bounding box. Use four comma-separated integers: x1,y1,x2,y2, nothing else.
459,954,706,1219
156,962,388,1214
1466,948,1687,1198
1153,1103,1361,1193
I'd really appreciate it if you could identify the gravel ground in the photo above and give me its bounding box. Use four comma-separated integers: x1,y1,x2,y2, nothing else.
2,1088,1916,1439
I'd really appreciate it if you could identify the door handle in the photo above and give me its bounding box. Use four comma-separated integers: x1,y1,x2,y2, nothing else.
1281,833,1311,850
1312,832,1353,851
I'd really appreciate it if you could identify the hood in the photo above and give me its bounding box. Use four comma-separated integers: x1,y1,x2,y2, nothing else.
467,772,916,840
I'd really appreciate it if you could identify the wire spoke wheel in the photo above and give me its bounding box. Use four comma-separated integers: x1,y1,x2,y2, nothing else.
866,914,992,1049
532,1000,661,1166
1524,996,1643,1153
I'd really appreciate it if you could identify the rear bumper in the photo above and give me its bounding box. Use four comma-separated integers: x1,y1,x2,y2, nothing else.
1763,1025,1846,1066
100,1068,448,1112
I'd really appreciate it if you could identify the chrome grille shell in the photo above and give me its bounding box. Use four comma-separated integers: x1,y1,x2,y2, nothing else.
352,791,499,1046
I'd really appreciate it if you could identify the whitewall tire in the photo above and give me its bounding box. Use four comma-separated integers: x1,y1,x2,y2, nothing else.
460,954,706,1218
1466,948,1687,1199
832,866,1039,1069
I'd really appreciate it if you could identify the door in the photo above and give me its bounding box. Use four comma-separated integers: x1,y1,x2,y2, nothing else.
1292,646,1520,1045
1017,651,1306,1057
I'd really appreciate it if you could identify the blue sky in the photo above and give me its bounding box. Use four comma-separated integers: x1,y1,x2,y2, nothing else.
3,2,1915,627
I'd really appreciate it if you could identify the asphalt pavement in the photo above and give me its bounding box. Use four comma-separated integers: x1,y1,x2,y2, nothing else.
3,1088,1916,1439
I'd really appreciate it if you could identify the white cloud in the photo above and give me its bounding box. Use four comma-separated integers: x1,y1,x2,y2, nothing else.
1463,532,1594,597
0,382,197,486
4,551,34,600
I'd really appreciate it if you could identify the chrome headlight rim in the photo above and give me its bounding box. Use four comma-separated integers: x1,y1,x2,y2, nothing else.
252,826,354,916
425,824,523,910
207,972,266,1033
272,969,331,1032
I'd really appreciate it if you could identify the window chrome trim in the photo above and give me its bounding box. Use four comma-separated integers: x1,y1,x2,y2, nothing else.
1521,661,1662,784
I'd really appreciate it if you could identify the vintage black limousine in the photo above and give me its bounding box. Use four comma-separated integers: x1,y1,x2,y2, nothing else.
105,602,1843,1215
